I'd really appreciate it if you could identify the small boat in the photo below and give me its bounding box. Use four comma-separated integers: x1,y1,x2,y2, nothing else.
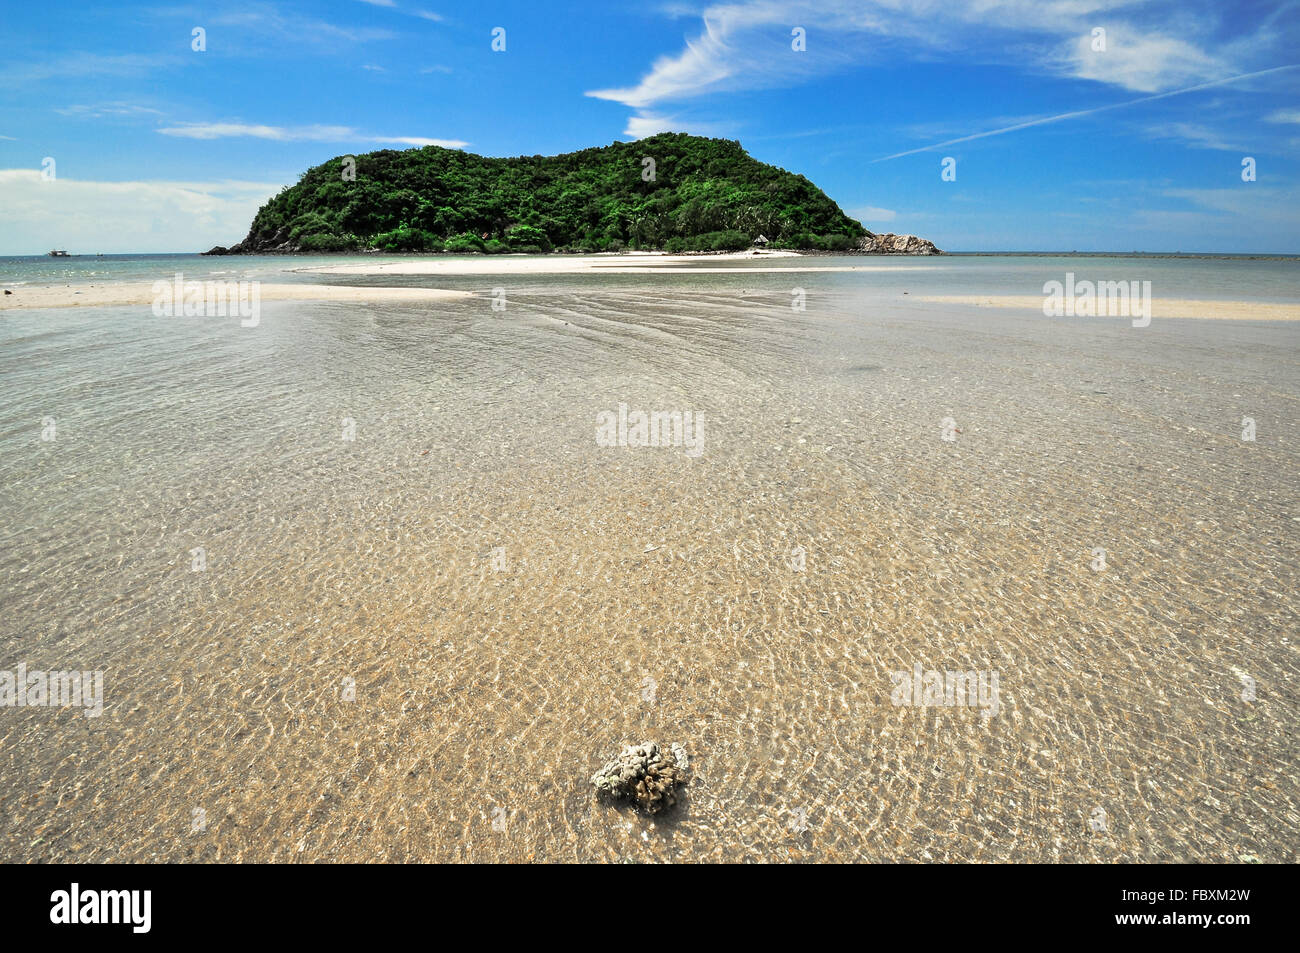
48,249,70,257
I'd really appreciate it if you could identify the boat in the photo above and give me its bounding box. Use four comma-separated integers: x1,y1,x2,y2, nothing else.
47,249,70,257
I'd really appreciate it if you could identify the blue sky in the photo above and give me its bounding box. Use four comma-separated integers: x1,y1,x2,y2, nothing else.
1,0,1297,253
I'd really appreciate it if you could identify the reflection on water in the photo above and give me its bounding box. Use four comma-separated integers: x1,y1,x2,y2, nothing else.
1,268,1297,862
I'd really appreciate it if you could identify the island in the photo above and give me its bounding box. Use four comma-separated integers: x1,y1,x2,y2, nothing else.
206,133,939,256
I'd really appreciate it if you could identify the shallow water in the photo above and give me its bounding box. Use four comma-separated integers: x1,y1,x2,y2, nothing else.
1,260,1297,862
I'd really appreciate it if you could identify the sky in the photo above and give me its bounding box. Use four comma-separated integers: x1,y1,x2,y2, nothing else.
1,0,1298,254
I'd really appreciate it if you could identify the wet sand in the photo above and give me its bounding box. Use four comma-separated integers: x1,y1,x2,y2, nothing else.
0,282,471,311
0,278,1296,863
916,294,1300,321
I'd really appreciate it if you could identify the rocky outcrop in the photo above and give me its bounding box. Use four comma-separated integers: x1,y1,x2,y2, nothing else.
591,742,689,814
222,226,300,255
856,232,942,255
201,245,229,256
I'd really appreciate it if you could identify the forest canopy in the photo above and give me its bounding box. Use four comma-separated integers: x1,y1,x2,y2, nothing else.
228,133,869,254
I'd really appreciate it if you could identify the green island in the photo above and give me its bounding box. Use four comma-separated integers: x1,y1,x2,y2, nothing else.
210,133,937,255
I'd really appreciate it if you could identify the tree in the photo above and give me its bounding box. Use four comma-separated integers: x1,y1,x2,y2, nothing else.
236,133,866,252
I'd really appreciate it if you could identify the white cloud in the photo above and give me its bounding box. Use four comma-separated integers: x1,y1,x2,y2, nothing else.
158,123,316,140
587,1,1247,135
155,123,467,148
1125,185,1300,247
1265,108,1300,124
587,14,741,109
351,1,445,22
0,169,284,255
1161,186,1298,220
1143,121,1239,151
1061,29,1228,93
1,53,175,85
624,115,676,138
383,136,461,146
203,7,398,47
847,206,897,224
622,113,737,139
55,102,165,119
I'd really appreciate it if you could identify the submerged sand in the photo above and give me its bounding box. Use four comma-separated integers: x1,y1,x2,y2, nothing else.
0,272,1295,864
916,294,1300,321
0,252,921,311
0,282,471,311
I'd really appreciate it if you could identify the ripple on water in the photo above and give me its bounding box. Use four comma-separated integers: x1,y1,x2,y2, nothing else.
0,280,1297,862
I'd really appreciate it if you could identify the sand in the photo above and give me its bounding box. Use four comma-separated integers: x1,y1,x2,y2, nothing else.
915,294,1300,321
0,252,930,311
296,251,934,277
0,282,472,311
1,278,1295,864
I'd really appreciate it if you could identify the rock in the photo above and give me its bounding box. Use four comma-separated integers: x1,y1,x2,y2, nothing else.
591,742,689,814
201,245,229,256
855,232,942,255
3,289,11,295
216,224,293,255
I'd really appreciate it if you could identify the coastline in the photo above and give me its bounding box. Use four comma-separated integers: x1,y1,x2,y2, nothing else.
293,250,937,278
5,255,1297,317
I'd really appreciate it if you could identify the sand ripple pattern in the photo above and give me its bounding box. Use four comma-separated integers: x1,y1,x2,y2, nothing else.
0,279,1296,862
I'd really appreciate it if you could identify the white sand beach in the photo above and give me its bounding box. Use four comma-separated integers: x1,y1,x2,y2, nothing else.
295,250,937,277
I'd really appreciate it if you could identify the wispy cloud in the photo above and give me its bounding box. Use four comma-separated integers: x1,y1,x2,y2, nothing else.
1134,185,1300,238
56,102,165,119
201,5,399,47
1143,121,1241,151
1265,108,1300,124
1059,28,1229,93
383,136,461,147
846,205,897,224
587,0,1266,139
623,113,737,139
1162,185,1296,217
873,64,1300,161
155,122,467,148
352,0,445,22
0,53,177,84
